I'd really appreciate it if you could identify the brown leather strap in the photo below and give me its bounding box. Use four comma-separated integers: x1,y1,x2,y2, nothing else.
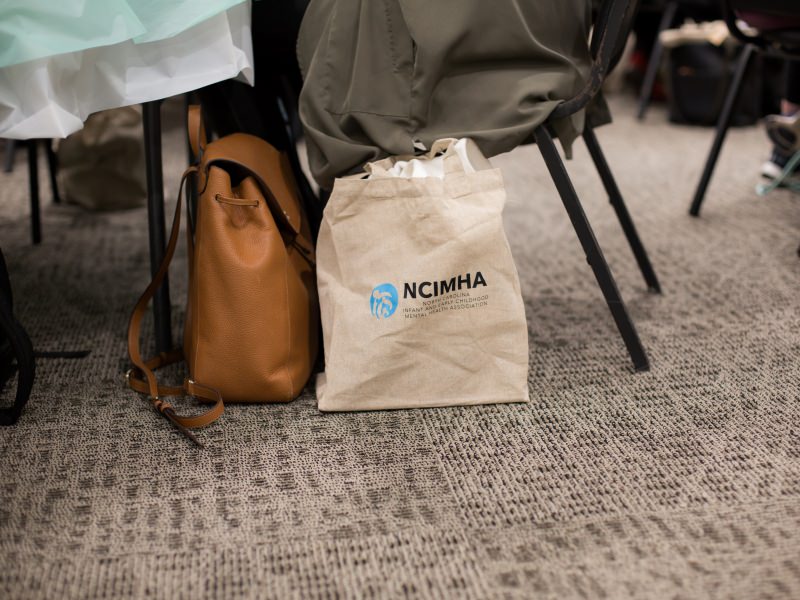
126,166,225,439
126,351,223,401
188,105,207,159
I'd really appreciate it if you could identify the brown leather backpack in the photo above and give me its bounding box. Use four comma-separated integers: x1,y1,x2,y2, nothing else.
127,106,319,444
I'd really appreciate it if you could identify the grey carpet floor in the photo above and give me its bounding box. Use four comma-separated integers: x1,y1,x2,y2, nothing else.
0,95,798,599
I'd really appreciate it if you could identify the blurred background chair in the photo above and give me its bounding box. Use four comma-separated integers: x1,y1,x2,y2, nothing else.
2,139,61,245
689,0,800,217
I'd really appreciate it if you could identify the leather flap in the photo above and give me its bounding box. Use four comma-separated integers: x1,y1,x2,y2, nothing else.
201,133,303,236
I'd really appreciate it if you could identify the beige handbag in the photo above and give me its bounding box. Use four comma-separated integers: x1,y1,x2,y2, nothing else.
57,107,147,210
315,138,529,411
127,106,319,444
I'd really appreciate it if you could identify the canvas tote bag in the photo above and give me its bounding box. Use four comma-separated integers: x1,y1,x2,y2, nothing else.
316,138,529,411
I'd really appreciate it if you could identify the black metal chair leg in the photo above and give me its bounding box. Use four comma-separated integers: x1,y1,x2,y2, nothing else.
27,141,41,245
689,44,755,217
534,125,649,372
3,140,16,173
583,123,661,293
636,1,678,121
44,140,61,204
142,101,173,354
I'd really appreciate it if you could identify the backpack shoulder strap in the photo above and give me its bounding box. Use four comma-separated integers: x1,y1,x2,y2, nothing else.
126,167,224,446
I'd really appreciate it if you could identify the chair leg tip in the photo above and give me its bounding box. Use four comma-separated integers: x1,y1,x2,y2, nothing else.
634,362,650,373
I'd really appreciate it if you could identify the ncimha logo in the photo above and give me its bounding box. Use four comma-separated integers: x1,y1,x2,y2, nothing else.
370,283,398,320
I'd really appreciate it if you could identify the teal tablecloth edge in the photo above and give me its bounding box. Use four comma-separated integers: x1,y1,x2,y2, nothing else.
0,0,247,69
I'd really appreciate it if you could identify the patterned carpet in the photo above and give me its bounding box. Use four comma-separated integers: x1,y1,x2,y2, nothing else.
0,96,798,599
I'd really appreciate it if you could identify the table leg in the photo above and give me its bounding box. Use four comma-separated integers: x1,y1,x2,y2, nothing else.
27,141,41,245
142,101,173,353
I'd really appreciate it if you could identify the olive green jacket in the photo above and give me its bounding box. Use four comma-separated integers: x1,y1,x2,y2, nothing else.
298,0,600,189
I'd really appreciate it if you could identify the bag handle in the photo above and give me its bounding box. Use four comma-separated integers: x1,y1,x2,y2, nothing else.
364,138,490,178
126,166,224,447
188,105,207,159
187,105,303,237
364,139,457,176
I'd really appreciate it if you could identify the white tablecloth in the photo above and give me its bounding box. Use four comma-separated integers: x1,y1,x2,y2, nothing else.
0,1,253,139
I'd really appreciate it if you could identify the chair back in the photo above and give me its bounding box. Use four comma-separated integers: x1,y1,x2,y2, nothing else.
727,0,800,18
723,0,800,56
591,0,641,73
550,0,640,119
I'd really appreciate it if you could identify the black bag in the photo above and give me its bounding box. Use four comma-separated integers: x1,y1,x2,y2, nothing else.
0,249,35,426
666,42,762,126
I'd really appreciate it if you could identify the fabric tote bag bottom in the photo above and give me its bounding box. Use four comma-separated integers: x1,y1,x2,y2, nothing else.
315,138,530,412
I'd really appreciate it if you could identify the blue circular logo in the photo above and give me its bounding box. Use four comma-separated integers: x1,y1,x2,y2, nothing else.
370,283,398,319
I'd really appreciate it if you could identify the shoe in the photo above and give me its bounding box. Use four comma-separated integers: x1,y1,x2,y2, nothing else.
760,149,800,186
759,148,800,196
765,113,800,155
